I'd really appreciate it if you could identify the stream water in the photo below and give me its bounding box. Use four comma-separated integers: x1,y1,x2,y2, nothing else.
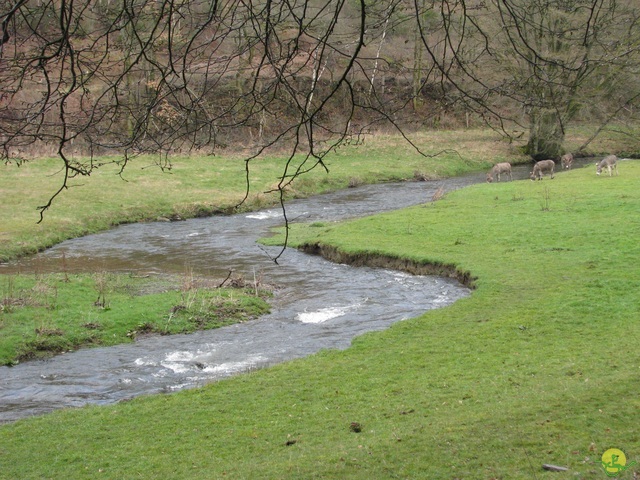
0,165,545,423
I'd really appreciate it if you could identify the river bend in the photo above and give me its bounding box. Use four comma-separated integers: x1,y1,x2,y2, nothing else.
0,172,493,422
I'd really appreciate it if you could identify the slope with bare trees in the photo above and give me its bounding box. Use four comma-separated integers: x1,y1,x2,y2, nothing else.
1,0,639,212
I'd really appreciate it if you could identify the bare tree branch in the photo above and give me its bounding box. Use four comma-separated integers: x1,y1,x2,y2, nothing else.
1,0,639,254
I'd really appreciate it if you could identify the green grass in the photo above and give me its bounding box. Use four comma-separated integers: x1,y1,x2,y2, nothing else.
0,159,639,478
4,125,636,264
1,129,534,263
0,272,270,365
3,126,634,264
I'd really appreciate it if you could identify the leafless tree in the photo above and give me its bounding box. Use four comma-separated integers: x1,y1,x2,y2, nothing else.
1,0,638,246
0,1,369,213
415,0,640,160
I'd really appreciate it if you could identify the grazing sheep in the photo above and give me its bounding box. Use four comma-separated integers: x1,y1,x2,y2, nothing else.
596,155,618,176
530,159,555,181
486,162,513,183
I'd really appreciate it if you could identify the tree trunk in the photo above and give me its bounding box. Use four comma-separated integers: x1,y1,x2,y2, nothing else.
526,108,564,161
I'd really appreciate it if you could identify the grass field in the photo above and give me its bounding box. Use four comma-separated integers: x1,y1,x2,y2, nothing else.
0,272,271,365
3,125,635,264
1,129,524,363
0,139,638,478
5,126,626,263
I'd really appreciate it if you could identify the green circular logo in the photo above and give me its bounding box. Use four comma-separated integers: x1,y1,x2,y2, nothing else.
601,448,636,477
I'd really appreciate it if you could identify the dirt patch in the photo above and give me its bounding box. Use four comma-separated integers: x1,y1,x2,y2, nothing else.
298,242,476,288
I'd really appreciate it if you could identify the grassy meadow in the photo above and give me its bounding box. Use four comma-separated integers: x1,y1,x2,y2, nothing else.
0,128,639,479
0,272,271,365
1,129,530,262
1,126,633,265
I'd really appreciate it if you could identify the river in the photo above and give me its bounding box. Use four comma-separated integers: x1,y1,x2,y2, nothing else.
0,165,543,423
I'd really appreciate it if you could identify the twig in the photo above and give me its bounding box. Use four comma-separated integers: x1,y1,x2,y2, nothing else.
218,270,234,288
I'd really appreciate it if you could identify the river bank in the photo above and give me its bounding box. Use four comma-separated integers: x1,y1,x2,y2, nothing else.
1,129,639,478
0,175,476,421
0,157,638,477
3,126,636,263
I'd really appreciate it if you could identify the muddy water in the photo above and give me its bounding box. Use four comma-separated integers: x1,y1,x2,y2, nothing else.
0,166,539,423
